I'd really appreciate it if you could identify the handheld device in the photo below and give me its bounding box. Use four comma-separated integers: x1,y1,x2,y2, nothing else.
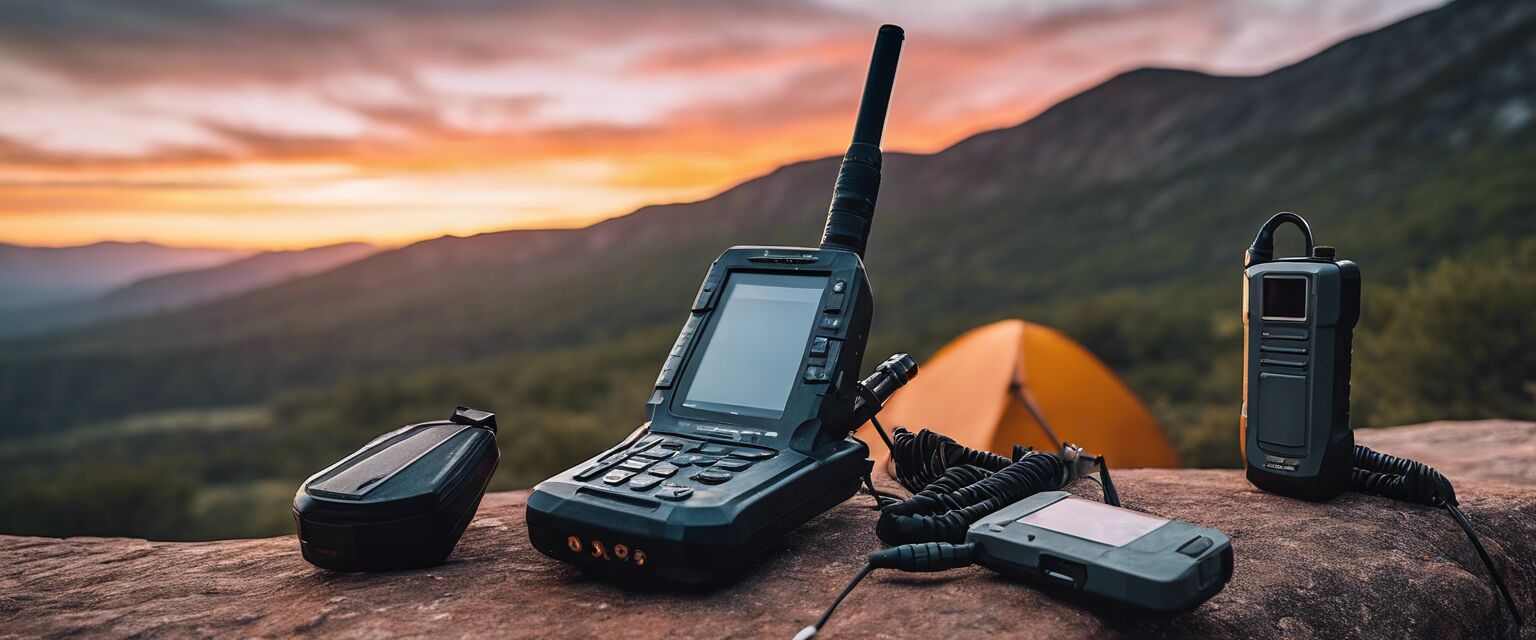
1240,212,1359,500
1240,212,1522,627
294,406,499,572
526,25,911,586
967,492,1232,614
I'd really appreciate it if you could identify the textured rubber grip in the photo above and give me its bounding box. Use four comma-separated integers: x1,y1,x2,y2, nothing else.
820,143,882,257
867,542,976,572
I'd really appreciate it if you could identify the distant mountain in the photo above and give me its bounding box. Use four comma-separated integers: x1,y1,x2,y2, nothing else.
0,242,376,338
0,0,1531,435
0,241,248,310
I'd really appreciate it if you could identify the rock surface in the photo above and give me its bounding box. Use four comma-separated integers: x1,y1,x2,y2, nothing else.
2,421,1532,639
1356,420,1536,487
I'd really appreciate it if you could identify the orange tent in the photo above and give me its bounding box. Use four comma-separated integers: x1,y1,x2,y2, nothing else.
856,319,1180,472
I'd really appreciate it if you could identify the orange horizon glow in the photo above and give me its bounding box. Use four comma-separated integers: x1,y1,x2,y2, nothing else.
0,0,1441,251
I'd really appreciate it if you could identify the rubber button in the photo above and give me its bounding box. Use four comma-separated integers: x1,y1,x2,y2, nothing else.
656,484,694,501
728,449,776,461
602,471,635,485
1178,536,1213,557
646,463,679,478
713,459,752,472
693,470,732,485
618,458,651,471
628,475,664,491
573,464,609,481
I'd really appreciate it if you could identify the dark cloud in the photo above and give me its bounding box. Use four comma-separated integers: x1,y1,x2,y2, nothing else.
0,0,837,87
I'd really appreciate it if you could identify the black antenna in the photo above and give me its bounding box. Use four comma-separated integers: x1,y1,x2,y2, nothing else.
819,24,903,258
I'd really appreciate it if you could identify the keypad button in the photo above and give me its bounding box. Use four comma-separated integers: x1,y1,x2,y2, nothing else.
658,439,687,450
713,459,752,472
618,458,651,471
647,463,679,478
656,484,694,501
692,470,732,485
728,449,776,461
602,471,635,485
693,444,731,456
810,337,830,356
691,456,719,467
635,448,673,460
636,435,662,449
628,475,664,491
673,454,703,466
573,463,610,481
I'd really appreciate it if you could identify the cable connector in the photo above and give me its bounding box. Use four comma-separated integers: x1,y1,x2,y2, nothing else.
868,542,976,572
1060,443,1120,507
1059,443,1095,483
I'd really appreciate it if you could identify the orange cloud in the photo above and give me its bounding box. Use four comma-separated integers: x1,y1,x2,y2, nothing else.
0,0,1442,249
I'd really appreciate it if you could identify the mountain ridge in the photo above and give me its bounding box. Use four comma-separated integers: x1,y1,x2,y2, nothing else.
0,241,250,310
0,242,377,337
0,0,1531,435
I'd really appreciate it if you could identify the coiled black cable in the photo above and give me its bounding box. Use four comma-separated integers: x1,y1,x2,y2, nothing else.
1351,445,1523,627
885,426,1015,492
877,430,1071,545
875,424,1119,546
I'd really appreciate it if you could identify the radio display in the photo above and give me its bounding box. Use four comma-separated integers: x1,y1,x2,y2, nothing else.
681,272,827,419
1262,275,1308,322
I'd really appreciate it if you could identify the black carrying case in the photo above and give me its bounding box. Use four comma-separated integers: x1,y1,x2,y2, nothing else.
294,406,499,571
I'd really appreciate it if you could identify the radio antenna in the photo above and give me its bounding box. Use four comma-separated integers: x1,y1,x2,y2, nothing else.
819,24,903,258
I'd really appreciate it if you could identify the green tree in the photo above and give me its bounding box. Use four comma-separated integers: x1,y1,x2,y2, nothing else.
1355,239,1536,426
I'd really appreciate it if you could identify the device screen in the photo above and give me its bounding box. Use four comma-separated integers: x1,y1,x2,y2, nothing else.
1262,275,1308,321
1018,497,1169,547
681,272,827,419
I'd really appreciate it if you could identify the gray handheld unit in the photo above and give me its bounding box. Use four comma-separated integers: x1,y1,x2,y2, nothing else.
968,491,1233,614
1241,212,1360,500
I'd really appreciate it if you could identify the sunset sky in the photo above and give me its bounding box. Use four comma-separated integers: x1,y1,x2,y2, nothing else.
0,0,1441,250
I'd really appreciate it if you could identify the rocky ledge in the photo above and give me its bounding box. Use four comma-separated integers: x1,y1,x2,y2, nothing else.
2,421,1532,639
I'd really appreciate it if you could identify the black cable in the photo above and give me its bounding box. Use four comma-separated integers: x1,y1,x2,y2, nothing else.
797,543,978,639
1350,445,1523,627
860,472,902,510
795,562,874,640
869,415,895,452
877,447,1067,545
874,427,1118,546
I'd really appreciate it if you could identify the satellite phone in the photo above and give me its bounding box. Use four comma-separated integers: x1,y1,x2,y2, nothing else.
526,25,913,586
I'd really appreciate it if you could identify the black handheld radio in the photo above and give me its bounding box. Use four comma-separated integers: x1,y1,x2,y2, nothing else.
526,25,911,586
1241,212,1523,627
